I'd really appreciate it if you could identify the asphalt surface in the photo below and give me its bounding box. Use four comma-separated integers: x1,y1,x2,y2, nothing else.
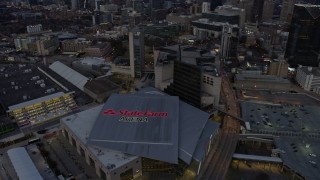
198,72,240,180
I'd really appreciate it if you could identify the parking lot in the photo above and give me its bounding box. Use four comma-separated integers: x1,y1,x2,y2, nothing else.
274,137,320,179
241,101,320,134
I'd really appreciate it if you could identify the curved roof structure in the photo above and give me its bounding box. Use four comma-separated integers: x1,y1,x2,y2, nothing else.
7,147,43,180
49,61,88,91
88,87,220,164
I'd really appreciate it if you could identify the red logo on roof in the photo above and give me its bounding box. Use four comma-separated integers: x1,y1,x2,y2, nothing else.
102,109,168,117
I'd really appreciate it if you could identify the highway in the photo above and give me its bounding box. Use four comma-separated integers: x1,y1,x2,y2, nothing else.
198,72,241,180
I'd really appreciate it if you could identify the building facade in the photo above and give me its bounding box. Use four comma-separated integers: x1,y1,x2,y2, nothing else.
220,23,239,60
129,27,145,78
296,66,320,91
268,59,289,78
285,4,320,67
154,45,221,108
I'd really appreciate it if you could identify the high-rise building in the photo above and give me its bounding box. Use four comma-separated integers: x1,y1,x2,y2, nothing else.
285,4,320,67
221,23,239,60
261,0,274,22
155,45,221,108
280,0,298,22
71,0,79,10
133,0,144,14
202,2,211,13
150,0,162,10
252,0,264,22
129,27,145,78
237,0,253,23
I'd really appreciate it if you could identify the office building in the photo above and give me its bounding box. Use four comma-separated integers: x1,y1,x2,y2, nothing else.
192,5,243,40
285,4,320,67
129,27,145,78
280,0,298,22
150,0,162,10
237,0,253,23
190,4,201,14
154,45,221,108
261,0,274,22
27,24,43,33
132,0,144,14
252,0,264,22
221,23,239,60
214,5,245,28
202,2,211,13
268,59,289,78
296,66,320,92
61,38,92,53
71,0,79,10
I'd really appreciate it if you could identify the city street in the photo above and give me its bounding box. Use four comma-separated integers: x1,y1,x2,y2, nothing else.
198,72,241,180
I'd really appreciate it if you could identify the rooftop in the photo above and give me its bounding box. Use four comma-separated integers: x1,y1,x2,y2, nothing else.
274,137,320,180
61,105,139,169
7,147,43,180
88,94,180,164
157,45,218,76
49,61,89,91
84,79,120,94
241,101,320,133
235,74,290,84
298,66,320,76
0,63,66,110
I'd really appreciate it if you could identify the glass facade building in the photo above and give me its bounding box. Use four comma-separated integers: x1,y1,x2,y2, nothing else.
285,4,320,67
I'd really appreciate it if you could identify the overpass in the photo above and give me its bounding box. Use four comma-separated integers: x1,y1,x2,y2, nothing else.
233,153,282,163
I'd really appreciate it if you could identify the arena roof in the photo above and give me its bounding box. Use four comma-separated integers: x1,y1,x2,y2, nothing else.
61,105,139,169
7,147,43,180
88,94,180,164
137,87,214,164
88,87,220,164
49,61,88,91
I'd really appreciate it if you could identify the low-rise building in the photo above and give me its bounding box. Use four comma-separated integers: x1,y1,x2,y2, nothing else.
61,38,92,53
235,74,292,91
296,66,320,92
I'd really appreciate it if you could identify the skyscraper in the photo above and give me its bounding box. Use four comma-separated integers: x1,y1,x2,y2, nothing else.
129,27,145,78
252,0,264,22
285,4,320,67
221,23,239,60
280,0,298,22
71,0,79,10
261,0,274,22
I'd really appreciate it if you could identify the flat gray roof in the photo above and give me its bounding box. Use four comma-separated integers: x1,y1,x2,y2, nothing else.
235,74,290,84
49,61,88,91
274,137,320,180
61,105,139,169
7,147,43,180
233,153,282,163
241,101,320,133
88,94,180,164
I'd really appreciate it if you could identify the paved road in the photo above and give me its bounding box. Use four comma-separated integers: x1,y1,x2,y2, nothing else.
198,72,240,180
